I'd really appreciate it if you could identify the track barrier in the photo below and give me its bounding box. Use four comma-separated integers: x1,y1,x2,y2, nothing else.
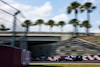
32,55,100,61
0,45,31,67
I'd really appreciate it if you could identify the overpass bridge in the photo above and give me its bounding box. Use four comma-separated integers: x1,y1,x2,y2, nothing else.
0,31,100,57
0,31,74,41
0,31,99,49
0,31,74,48
0,31,98,42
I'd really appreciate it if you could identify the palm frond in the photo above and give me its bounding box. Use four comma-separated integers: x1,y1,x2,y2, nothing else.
92,6,96,9
81,20,91,28
36,19,44,24
81,9,85,13
71,1,81,9
0,24,10,31
22,20,33,27
67,6,72,14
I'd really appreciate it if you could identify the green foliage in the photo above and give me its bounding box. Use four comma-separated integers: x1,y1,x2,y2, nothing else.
35,19,44,25
84,2,92,9
92,6,96,9
80,9,85,13
80,2,96,13
80,20,91,28
67,1,81,36
67,6,72,14
22,20,33,27
71,1,81,9
33,23,37,25
0,24,10,31
67,1,81,14
46,20,55,27
1,25,5,28
69,19,79,26
58,21,66,27
35,19,44,31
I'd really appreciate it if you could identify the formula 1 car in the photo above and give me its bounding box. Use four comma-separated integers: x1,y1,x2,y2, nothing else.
57,55,83,61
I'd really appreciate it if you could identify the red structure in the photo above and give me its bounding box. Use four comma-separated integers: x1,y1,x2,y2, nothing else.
0,45,30,67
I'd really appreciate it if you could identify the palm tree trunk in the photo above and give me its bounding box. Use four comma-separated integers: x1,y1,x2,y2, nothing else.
87,9,90,24
73,25,77,37
87,9,90,36
75,25,77,34
86,27,89,36
75,9,78,21
50,26,52,32
24,25,29,49
61,26,63,32
39,24,41,32
75,9,78,36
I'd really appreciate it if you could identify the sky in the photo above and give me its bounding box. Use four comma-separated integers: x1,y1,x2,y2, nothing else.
0,0,100,32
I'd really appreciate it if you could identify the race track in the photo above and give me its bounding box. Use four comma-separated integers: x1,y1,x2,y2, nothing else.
29,61,100,65
31,61,100,63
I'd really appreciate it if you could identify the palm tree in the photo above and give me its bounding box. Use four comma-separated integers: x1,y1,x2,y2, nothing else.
80,2,96,24
80,20,91,36
67,1,81,36
45,20,55,32
80,2,96,35
21,20,33,49
99,25,100,30
22,20,33,31
0,24,10,31
69,19,79,35
35,19,44,32
57,21,66,32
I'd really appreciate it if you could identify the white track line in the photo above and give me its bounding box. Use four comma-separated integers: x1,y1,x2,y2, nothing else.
29,63,100,65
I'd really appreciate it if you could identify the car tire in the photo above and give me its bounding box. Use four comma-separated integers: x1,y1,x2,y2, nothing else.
77,55,82,61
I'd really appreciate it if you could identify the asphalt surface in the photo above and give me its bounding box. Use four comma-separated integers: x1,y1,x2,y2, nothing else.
29,61,100,65
31,61,100,63
30,61,100,64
